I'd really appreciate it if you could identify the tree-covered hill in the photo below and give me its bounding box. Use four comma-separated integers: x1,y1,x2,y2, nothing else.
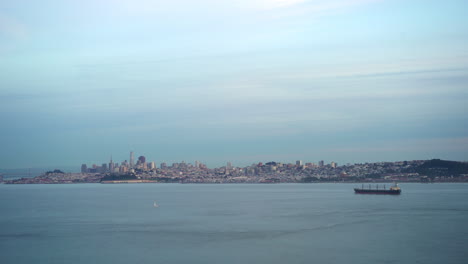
407,159,468,178
101,173,137,181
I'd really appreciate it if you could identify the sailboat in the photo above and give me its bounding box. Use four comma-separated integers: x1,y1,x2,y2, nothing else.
153,201,159,208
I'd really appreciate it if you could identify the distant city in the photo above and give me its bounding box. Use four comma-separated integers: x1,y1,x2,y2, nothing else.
2,151,468,184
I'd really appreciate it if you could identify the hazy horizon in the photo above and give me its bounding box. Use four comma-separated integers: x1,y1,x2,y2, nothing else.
1,0,467,169
1,156,467,173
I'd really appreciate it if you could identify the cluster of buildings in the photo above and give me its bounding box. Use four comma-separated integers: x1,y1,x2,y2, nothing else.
80,152,341,176
77,152,433,183
81,152,158,174
5,152,467,184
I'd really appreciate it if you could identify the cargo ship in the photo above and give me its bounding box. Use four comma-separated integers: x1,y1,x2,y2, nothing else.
354,183,401,195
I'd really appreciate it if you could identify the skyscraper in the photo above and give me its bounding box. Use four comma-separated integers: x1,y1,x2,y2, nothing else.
101,163,108,173
109,156,114,173
130,151,134,168
81,164,87,173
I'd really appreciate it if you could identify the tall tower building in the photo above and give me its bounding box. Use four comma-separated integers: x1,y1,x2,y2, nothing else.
130,152,135,168
319,160,324,167
296,160,303,166
109,156,114,173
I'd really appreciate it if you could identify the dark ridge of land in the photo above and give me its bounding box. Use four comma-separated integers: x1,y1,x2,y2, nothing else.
405,159,468,178
100,173,137,182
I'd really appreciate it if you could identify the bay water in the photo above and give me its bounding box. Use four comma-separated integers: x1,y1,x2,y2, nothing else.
1,183,467,264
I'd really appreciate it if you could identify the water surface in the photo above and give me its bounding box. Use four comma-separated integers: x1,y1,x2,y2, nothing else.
1,183,467,264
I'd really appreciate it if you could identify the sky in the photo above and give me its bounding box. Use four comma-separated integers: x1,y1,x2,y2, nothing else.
0,0,467,169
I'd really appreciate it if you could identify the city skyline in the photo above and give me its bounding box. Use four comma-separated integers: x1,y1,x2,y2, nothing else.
73,150,467,173
6,155,468,184
1,0,467,169
79,151,340,173
0,149,466,171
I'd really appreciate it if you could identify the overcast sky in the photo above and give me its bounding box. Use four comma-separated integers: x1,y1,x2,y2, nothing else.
0,0,467,169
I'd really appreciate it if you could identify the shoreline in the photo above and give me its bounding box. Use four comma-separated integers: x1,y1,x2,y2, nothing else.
3,181,468,185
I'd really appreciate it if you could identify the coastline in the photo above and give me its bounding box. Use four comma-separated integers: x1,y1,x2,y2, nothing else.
101,180,158,184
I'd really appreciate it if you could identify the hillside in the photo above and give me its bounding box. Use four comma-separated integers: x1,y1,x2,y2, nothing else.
409,159,468,178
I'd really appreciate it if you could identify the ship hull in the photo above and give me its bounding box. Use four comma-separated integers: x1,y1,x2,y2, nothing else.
354,188,401,195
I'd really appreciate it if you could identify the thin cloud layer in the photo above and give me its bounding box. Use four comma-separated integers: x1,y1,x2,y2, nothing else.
257,0,381,10
0,0,467,168
0,14,27,39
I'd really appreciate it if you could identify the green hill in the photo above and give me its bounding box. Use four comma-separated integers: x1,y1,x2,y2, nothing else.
412,159,468,178
101,173,137,182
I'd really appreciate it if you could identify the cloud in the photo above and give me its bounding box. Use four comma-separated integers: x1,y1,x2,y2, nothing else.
88,0,381,21
259,0,380,10
276,55,468,81
257,0,308,9
0,14,27,39
252,0,383,20
326,137,468,153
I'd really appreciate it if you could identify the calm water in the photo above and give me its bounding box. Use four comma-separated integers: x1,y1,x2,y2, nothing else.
1,183,467,264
